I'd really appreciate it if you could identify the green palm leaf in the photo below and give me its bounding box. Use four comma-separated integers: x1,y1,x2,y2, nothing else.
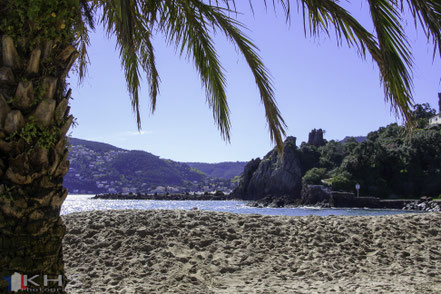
404,0,441,58
368,0,414,121
95,0,286,151
71,0,441,154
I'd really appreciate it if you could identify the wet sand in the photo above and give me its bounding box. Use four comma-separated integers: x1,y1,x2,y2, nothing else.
63,210,441,293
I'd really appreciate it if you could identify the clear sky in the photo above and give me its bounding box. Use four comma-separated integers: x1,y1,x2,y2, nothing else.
69,2,441,163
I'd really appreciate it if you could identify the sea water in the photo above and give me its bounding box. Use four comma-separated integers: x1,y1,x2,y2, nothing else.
61,195,420,216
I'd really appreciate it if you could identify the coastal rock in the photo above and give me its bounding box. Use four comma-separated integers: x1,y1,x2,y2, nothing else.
307,129,326,147
248,195,299,208
230,158,261,198
300,185,331,206
232,136,302,200
403,197,441,212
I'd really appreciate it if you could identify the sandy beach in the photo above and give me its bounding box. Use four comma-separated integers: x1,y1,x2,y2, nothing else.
63,210,441,293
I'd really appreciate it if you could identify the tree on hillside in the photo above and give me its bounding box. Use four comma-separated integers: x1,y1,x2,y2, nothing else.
413,103,437,128
318,140,346,170
1,0,441,291
414,103,437,119
334,123,441,197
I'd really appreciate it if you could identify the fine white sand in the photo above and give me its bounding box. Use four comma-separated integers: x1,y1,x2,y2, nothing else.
62,210,441,293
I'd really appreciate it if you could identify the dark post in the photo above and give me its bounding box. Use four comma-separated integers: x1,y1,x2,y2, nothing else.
438,93,441,113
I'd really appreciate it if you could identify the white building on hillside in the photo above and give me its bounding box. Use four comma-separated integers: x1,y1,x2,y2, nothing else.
429,114,441,126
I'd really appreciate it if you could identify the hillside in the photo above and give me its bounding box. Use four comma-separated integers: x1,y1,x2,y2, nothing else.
68,138,123,152
65,138,211,194
185,162,247,179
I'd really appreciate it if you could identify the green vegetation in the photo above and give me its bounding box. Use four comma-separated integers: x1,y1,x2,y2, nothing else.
302,168,327,185
6,118,59,150
0,0,79,47
299,104,441,198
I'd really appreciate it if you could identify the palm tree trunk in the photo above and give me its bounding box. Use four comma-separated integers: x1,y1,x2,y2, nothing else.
0,33,76,292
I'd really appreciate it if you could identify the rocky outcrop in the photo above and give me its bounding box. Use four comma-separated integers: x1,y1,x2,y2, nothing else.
300,185,332,206
247,195,300,208
300,185,381,208
403,197,441,212
248,184,441,210
307,129,326,147
232,136,302,200
230,158,260,197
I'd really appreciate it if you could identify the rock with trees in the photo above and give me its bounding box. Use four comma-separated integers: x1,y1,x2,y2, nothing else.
237,103,441,201
304,103,441,199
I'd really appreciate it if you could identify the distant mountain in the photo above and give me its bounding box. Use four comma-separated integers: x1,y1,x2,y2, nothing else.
65,138,237,194
68,138,123,152
186,162,247,179
340,136,367,144
65,138,206,194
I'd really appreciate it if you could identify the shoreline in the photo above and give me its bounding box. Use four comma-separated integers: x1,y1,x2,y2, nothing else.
91,192,441,212
63,209,441,293
92,192,235,201
247,194,441,212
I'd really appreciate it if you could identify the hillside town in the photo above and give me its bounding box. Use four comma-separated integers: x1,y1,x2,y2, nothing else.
65,141,238,195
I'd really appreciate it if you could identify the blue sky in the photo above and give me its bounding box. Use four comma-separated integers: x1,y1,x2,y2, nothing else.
69,2,441,163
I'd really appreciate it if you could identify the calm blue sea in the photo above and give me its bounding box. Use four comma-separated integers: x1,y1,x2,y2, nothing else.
61,195,420,217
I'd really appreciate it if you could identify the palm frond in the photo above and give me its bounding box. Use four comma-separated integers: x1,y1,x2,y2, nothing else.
101,0,145,128
70,0,96,82
74,0,432,152
80,0,95,30
198,4,287,150
155,1,231,140
143,0,286,150
404,0,441,59
262,0,415,124
221,0,417,125
292,0,415,123
139,32,160,114
368,0,414,122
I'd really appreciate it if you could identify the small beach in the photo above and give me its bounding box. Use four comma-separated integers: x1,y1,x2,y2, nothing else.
63,210,441,293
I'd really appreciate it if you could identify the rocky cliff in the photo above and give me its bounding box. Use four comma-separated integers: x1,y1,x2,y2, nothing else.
307,129,326,147
232,137,302,200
